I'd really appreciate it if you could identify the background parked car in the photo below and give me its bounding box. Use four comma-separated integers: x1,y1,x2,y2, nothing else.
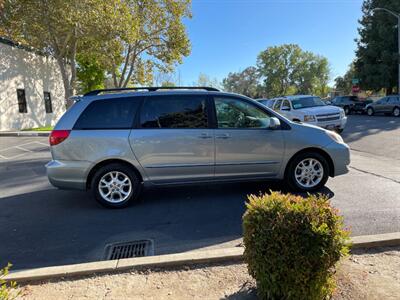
263,95,347,133
256,98,274,108
366,95,400,117
330,96,372,115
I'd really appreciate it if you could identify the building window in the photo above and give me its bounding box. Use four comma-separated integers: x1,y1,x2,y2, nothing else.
44,91,53,113
17,89,27,113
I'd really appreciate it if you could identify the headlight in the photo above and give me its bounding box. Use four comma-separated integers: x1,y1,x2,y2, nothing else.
326,130,344,144
304,115,316,122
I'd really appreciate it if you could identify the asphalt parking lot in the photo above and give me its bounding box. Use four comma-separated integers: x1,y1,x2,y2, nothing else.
0,115,399,270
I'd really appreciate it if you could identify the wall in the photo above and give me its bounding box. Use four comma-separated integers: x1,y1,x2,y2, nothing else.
0,41,66,130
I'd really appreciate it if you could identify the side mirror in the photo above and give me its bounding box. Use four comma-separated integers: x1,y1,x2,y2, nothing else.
281,106,290,111
269,117,281,130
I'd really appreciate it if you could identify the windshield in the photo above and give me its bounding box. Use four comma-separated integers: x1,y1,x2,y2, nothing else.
291,97,325,109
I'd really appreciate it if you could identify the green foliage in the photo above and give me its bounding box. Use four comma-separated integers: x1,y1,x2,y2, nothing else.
243,191,350,300
222,67,263,98
195,73,221,89
355,0,400,93
335,63,356,95
77,54,106,94
257,44,331,98
111,0,192,88
0,263,19,300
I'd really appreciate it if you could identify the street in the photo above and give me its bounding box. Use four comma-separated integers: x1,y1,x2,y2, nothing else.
0,115,399,270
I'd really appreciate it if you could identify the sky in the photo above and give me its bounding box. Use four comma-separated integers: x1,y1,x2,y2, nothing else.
177,0,364,85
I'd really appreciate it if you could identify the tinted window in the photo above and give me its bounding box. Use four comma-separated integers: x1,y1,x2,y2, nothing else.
273,99,282,110
17,89,27,113
377,97,388,104
74,98,139,129
140,95,208,129
388,96,400,103
214,97,271,129
44,91,53,113
282,100,291,109
291,97,325,109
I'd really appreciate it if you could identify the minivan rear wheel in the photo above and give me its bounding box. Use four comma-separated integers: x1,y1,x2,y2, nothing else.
393,107,400,117
91,163,141,208
285,152,329,192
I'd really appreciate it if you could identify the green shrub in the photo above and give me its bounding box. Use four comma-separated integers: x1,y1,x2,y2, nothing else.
243,191,350,300
0,263,19,300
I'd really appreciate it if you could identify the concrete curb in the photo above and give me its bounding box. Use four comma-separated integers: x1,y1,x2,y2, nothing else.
0,131,50,137
4,232,400,283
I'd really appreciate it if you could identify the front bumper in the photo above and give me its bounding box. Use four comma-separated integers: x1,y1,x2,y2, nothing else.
46,160,91,190
307,117,347,130
323,141,350,177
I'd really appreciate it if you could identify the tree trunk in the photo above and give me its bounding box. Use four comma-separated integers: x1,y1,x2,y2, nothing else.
56,56,74,108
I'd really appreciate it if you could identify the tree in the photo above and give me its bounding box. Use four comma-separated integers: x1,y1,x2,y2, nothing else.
195,73,221,89
222,67,263,98
76,54,106,94
257,44,330,98
334,63,356,95
110,0,192,88
355,0,400,94
0,0,127,106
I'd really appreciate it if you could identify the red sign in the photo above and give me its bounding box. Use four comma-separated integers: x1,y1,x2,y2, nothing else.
352,85,360,93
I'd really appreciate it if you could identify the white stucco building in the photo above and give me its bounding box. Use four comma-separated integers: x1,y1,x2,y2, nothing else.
0,37,66,131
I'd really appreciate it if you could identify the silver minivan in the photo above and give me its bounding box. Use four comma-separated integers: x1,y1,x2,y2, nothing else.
46,87,350,208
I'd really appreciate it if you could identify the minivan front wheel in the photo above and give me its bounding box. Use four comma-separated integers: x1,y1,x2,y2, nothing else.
92,163,141,208
285,152,329,192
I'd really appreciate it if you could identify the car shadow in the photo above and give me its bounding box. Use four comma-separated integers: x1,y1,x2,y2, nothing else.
342,115,400,144
0,180,334,270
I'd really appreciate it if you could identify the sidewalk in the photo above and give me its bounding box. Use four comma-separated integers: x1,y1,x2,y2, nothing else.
0,131,50,137
15,246,400,300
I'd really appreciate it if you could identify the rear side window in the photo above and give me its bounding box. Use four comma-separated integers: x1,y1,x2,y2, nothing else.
139,95,208,129
273,99,282,110
74,98,140,129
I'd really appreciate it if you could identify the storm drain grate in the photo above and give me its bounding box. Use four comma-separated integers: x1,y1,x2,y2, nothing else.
104,240,154,260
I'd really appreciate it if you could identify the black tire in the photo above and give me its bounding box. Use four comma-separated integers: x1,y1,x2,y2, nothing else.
91,163,141,208
336,128,344,134
343,106,351,115
367,107,374,116
393,107,400,117
285,152,329,192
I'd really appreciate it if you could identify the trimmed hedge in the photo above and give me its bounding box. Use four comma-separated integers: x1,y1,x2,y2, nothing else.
243,191,350,300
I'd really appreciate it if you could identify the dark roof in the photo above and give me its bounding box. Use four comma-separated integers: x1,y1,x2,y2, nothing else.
0,36,45,56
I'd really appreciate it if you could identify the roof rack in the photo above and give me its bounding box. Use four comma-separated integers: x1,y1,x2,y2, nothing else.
84,86,220,96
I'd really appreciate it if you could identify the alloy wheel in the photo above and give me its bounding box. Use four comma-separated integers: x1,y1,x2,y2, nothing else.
98,171,132,203
294,158,324,188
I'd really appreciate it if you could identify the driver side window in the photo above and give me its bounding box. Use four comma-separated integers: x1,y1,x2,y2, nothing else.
214,97,271,129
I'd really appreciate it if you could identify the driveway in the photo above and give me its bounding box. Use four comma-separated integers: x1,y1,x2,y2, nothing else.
0,115,399,270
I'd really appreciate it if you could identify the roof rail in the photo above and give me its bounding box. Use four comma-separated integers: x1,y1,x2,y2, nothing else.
84,86,220,96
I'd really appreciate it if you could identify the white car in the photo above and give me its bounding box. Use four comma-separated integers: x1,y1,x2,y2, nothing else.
260,95,347,133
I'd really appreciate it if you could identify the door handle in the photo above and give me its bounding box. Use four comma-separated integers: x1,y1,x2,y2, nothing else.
216,133,231,139
198,133,212,139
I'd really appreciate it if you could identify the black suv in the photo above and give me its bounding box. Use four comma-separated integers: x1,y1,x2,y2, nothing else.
331,96,372,115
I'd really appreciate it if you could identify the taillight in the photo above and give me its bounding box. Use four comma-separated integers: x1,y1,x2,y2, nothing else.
49,130,71,146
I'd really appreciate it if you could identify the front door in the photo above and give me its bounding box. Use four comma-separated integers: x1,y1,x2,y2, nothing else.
212,96,285,179
130,94,214,183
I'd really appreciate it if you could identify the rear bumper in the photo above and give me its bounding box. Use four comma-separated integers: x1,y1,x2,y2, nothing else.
323,142,350,177
46,160,91,190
